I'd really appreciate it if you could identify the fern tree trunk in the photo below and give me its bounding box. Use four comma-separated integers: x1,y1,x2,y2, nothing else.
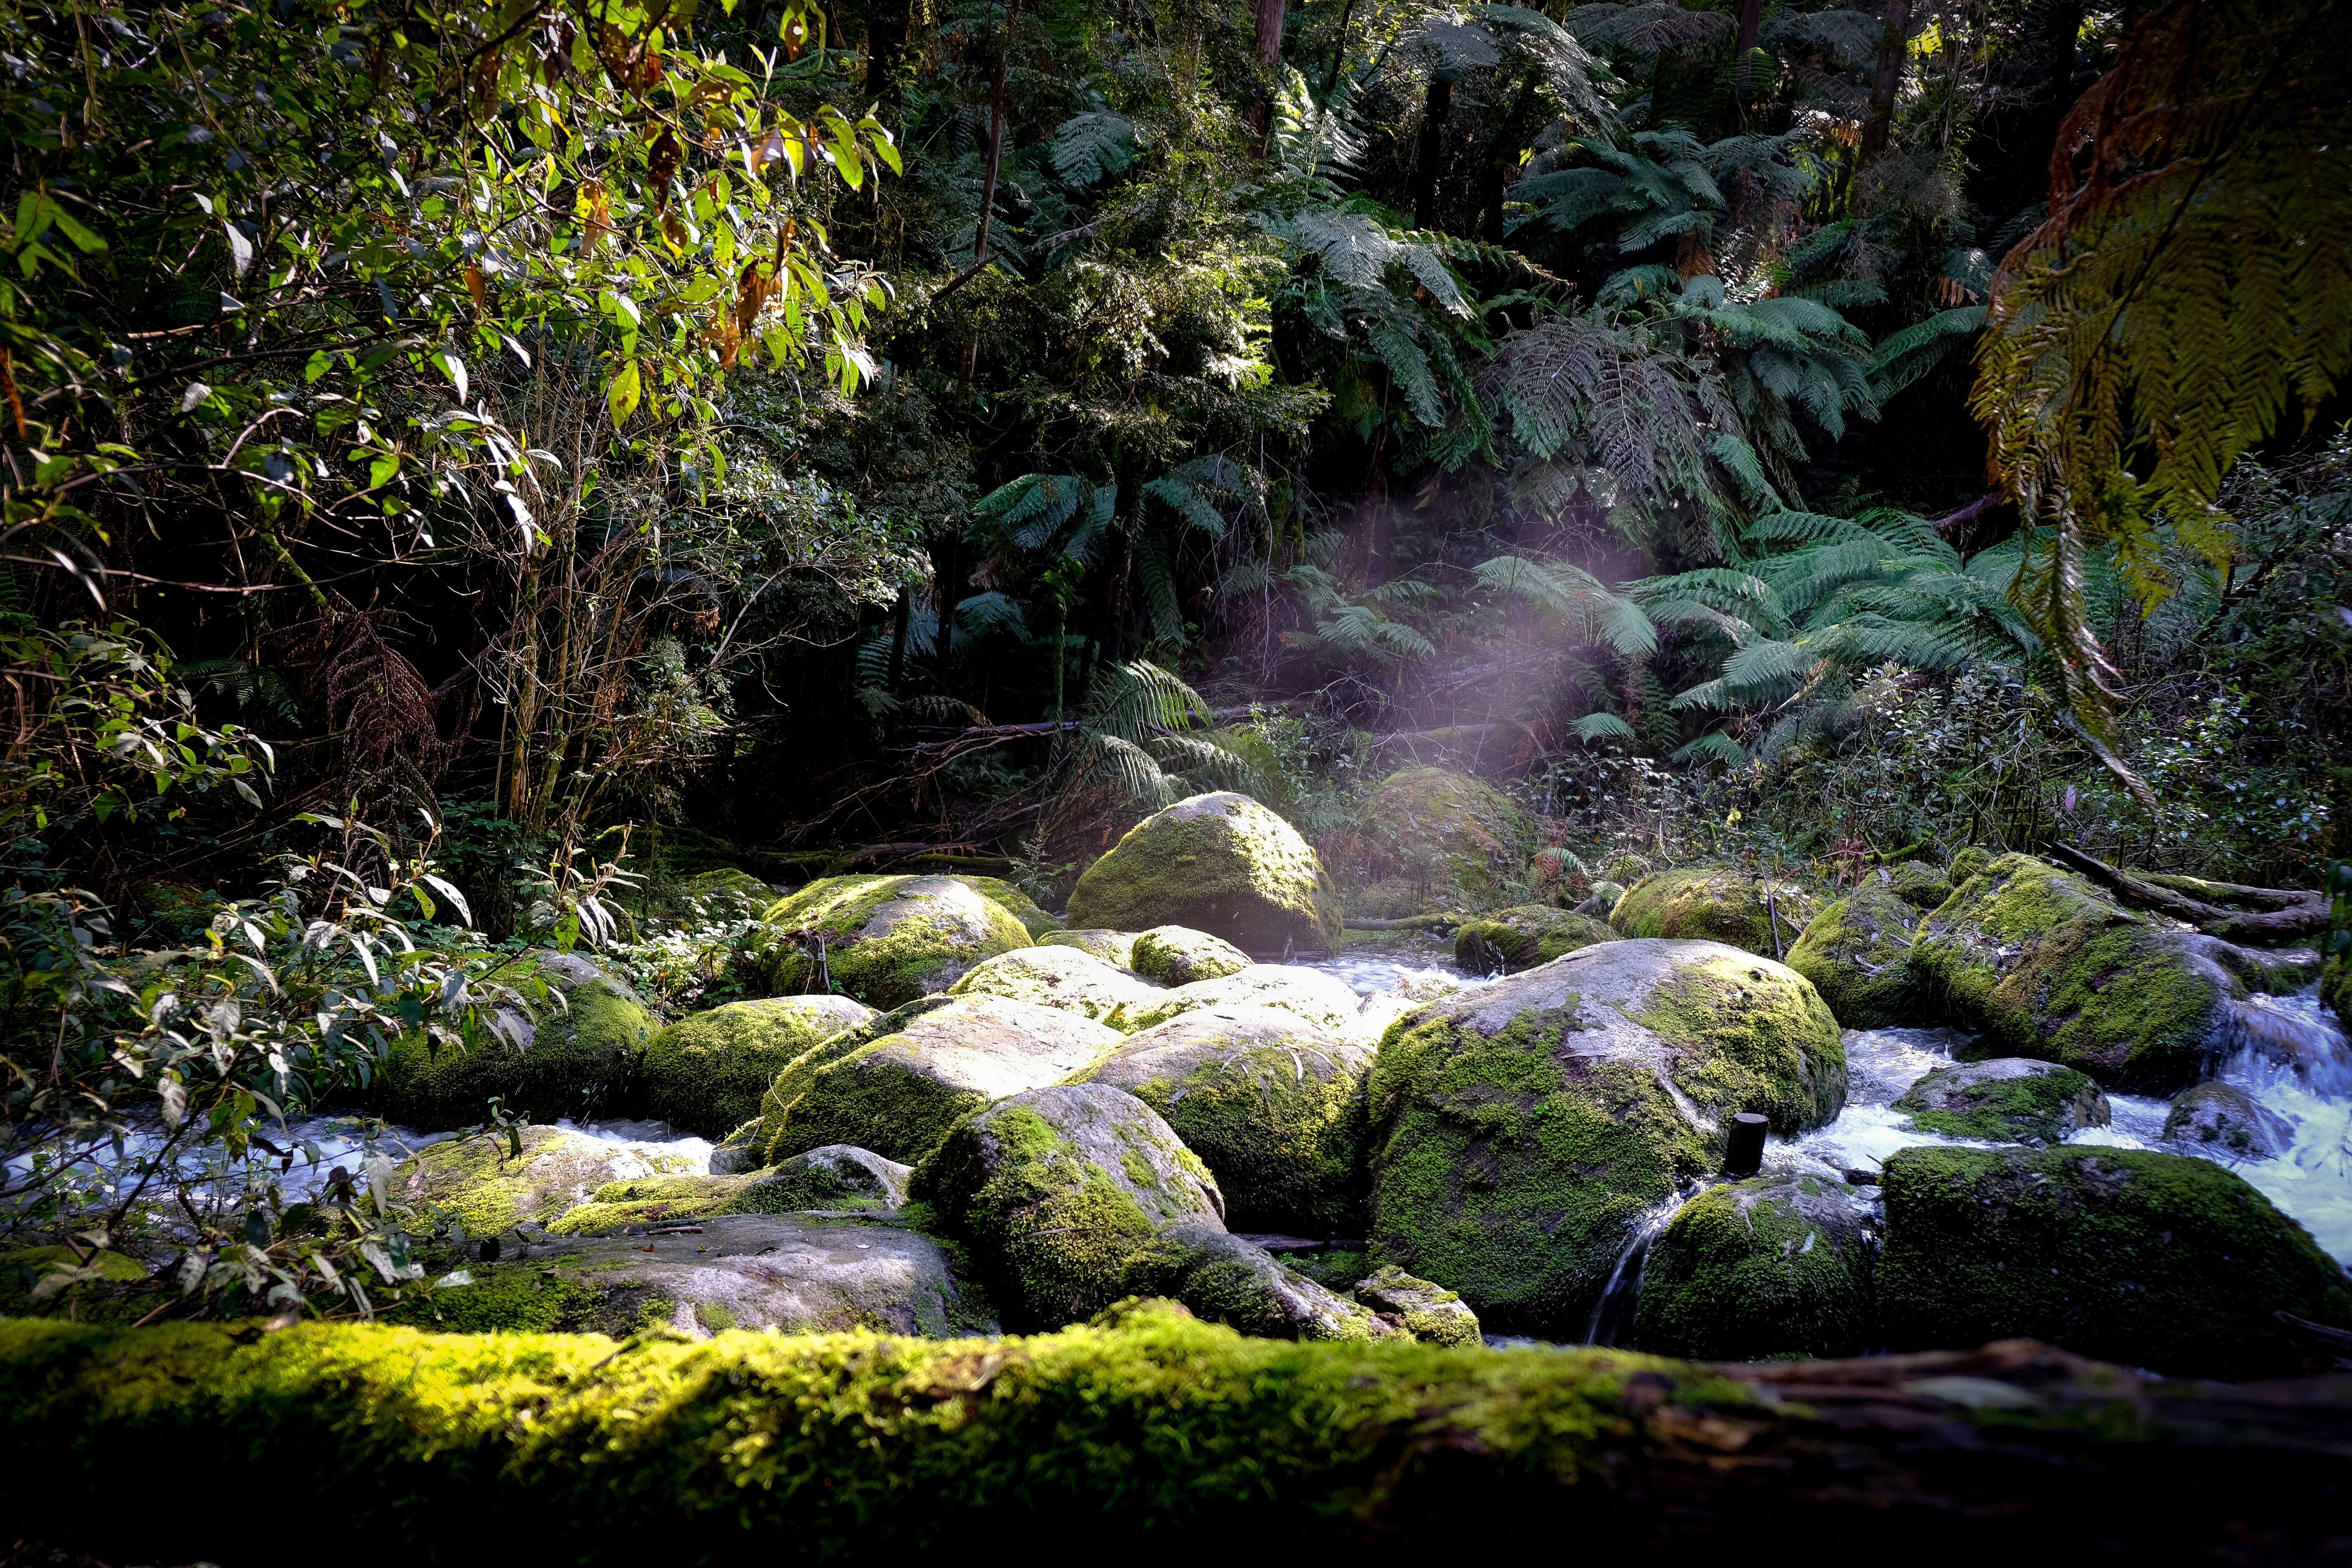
1250,0,1286,140
1861,0,1914,162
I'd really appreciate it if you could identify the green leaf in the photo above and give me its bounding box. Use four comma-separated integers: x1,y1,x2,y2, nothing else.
303,351,332,384
431,349,467,404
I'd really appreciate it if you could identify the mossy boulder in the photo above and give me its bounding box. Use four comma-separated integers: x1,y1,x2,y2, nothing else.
757,996,1122,1166
1946,845,1994,883
1888,860,1954,909
380,950,657,1130
1124,963,1366,1037
547,1144,916,1233
956,874,1066,939
2165,1081,2293,1159
1037,928,1138,966
1894,1058,2110,1144
1129,925,1253,986
421,1212,994,1337
1065,792,1341,955
1153,1224,1395,1341
1343,766,1537,912
1364,938,1846,1336
759,874,1034,1008
641,995,875,1137
1910,852,2314,1093
1076,1004,1374,1235
911,1083,1228,1329
1632,1174,1877,1360
387,1125,702,1237
945,944,1167,1029
1609,867,1820,959
1784,885,1918,1028
1879,1144,2352,1378
1452,905,1613,976
1353,1265,1482,1347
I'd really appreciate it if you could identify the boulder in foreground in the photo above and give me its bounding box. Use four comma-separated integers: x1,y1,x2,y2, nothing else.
1633,1173,1877,1360
1066,792,1341,955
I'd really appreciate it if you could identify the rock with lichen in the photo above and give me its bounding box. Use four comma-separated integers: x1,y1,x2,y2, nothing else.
1353,1264,1482,1346
1894,1058,2110,1144
756,874,1035,1009
388,1125,702,1237
946,943,1167,1029
910,1082,1228,1329
1338,766,1537,914
1151,1222,1395,1341
1784,886,1919,1028
1129,925,1253,986
2164,1081,2293,1159
642,995,875,1137
546,1143,916,1233
1036,928,1138,967
1452,905,1614,976
1879,1144,2352,1378
757,995,1122,1166
1075,1004,1373,1234
1124,963,1367,1038
1634,1173,1878,1360
378,950,658,1130
1364,938,1846,1337
1888,860,1954,909
1609,867,1820,959
416,1212,995,1338
1065,792,1341,955
1910,852,2315,1093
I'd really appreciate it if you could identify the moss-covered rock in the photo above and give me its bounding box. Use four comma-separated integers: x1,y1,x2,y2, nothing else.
1066,792,1341,955
387,1125,702,1237
1879,1144,2352,1377
1365,939,1846,1336
2164,1081,2293,1159
1124,963,1366,1037
1453,905,1613,975
758,874,1034,1008
1910,852,2313,1093
1341,767,1537,913
1946,845,1994,884
1894,1058,2110,1144
956,874,1066,938
945,944,1167,1029
379,950,657,1130
1632,1174,1877,1360
1784,885,1918,1028
1609,867,1820,959
1129,925,1253,986
547,1144,917,1233
1149,1224,1394,1341
1037,928,1138,966
757,996,1123,1166
912,1083,1228,1329
1353,1264,1482,1346
1076,1004,1374,1235
416,1212,993,1337
641,995,875,1137
2328,962,2350,1029
707,1119,763,1174
1888,860,1953,909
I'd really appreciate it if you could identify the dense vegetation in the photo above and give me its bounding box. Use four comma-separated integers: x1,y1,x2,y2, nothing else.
1,0,2347,1326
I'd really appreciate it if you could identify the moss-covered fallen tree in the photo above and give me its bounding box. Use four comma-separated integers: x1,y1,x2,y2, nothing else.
4,1307,2352,1561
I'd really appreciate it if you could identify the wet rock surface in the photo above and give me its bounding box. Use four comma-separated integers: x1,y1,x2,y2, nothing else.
1894,1057,2111,1144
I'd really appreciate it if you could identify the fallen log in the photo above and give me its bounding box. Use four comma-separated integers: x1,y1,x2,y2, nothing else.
2048,841,2327,942
1343,913,1461,931
5,1315,2352,1560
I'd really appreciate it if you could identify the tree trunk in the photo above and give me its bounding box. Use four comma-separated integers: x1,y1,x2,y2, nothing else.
1735,0,1762,89
1860,0,1914,163
1410,77,1453,231
862,0,913,107
1250,0,1287,140
960,0,1022,383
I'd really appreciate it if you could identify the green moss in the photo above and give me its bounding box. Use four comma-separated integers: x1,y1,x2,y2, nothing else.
944,945,1165,1028
1338,767,1537,914
1894,1060,2107,1143
1609,867,1819,959
954,875,1066,937
1632,1176,1874,1360
0,1306,1803,1559
758,875,1034,1008
378,954,656,1130
1268,1247,1368,1291
1037,928,1138,967
388,1127,699,1236
1879,1144,2352,1378
1631,954,1848,1133
1365,1001,1702,1334
1946,845,1993,883
1128,925,1252,985
1453,906,1614,975
1784,886,1917,1028
1354,1265,1483,1347
641,995,874,1137
388,1266,600,1333
1887,861,1952,910
1909,853,2284,1092
1065,793,1342,954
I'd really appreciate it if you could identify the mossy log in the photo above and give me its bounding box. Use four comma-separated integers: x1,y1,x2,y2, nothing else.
4,1314,2352,1560
2047,842,2327,941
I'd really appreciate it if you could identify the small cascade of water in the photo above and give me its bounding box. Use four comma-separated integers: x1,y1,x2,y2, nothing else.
2217,990,2352,1096
1580,1194,1688,1347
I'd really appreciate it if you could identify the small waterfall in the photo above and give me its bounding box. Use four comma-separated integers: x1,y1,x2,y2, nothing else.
1580,1193,1689,1348
2217,991,2352,1097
